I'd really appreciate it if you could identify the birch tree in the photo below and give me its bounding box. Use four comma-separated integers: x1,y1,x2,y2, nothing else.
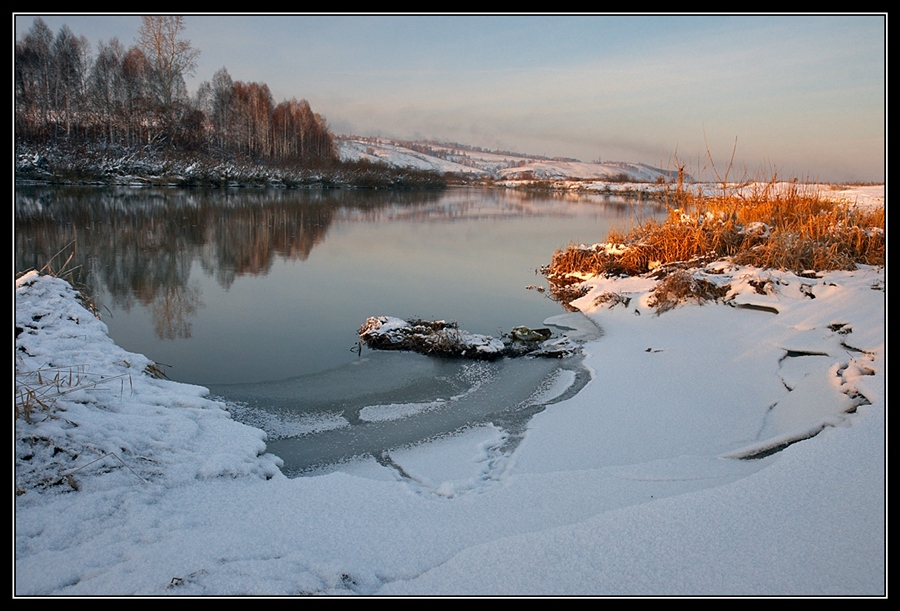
137,16,200,126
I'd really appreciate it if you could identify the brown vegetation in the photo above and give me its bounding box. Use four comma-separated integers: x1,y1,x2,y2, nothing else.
16,17,336,167
646,270,731,314
543,182,884,311
545,183,884,281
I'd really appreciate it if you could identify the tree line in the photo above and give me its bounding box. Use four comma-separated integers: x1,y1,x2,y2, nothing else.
15,16,337,167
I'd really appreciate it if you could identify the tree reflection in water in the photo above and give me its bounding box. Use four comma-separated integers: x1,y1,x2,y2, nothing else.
16,185,661,385
15,186,443,340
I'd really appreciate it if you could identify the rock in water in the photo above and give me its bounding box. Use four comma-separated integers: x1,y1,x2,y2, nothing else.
509,326,552,342
358,316,506,360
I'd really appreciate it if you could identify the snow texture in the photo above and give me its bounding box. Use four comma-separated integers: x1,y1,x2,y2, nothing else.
14,186,885,597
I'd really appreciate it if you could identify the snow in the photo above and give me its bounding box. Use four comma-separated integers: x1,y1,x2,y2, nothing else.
336,136,888,206
337,135,678,183
14,186,885,597
359,315,507,358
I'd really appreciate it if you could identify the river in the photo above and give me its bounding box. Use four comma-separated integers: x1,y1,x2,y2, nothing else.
15,184,665,475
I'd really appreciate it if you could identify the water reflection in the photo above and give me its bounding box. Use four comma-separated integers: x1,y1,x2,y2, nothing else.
16,185,657,342
16,185,663,385
15,186,442,338
152,282,204,340
16,185,666,473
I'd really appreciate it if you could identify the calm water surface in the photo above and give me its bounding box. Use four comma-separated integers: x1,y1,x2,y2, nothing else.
16,185,664,474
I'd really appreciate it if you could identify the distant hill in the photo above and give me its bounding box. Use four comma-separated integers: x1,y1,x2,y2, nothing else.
336,136,684,183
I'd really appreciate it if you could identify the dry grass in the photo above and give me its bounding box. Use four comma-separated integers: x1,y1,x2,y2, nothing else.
18,240,100,318
15,360,139,494
15,363,133,423
646,270,731,314
545,182,884,282
15,250,160,426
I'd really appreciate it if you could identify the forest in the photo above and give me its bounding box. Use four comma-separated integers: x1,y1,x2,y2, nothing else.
14,17,338,171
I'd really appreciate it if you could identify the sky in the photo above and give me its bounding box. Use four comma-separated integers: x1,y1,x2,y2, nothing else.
14,184,885,595
14,13,887,183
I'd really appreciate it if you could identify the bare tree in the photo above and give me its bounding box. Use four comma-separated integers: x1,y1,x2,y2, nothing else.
121,46,152,145
15,18,55,138
16,16,338,166
210,67,235,150
52,25,90,137
137,16,200,124
90,38,126,144
232,81,274,157
271,98,336,165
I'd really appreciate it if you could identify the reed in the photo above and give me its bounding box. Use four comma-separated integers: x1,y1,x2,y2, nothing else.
15,254,160,429
15,363,133,424
545,181,884,283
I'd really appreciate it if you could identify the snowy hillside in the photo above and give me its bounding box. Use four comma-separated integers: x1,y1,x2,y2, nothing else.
337,136,681,183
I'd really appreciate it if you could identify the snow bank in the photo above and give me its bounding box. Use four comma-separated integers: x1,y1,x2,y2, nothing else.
14,254,885,596
15,271,283,495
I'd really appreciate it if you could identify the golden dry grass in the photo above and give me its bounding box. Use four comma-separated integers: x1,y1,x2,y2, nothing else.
545,182,884,282
15,364,134,423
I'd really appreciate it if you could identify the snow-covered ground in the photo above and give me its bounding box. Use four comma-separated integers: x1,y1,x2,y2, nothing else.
337,135,678,183
337,136,887,201
14,185,885,597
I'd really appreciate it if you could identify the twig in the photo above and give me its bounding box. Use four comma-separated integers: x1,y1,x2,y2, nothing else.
62,451,149,486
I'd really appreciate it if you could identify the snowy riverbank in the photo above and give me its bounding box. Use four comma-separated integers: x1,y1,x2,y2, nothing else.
15,187,885,597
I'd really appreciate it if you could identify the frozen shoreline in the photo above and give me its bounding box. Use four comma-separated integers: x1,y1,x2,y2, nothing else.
15,184,885,596
211,311,600,477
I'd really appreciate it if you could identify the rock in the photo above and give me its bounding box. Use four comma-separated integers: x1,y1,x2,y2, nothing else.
509,326,552,342
358,317,582,360
358,316,506,360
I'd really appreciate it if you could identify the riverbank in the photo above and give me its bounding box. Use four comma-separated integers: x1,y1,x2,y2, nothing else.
15,142,449,189
14,185,885,597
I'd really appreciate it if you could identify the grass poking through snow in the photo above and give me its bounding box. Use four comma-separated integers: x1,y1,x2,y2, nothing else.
546,182,883,280
543,181,884,311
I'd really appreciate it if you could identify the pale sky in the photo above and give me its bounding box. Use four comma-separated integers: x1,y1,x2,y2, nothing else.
14,13,886,183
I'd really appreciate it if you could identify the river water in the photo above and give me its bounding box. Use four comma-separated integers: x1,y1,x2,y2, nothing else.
15,185,665,475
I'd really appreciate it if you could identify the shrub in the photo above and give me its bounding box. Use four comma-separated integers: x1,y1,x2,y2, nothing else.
545,182,884,281
542,181,884,310
646,270,730,314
